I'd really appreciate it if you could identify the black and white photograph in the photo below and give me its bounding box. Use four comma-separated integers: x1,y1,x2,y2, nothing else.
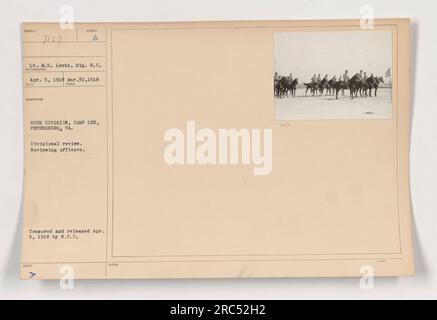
274,30,393,120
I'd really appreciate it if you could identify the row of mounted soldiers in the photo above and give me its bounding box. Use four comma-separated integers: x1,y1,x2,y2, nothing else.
274,70,385,100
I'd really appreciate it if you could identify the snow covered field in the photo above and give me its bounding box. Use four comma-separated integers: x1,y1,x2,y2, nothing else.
275,88,392,120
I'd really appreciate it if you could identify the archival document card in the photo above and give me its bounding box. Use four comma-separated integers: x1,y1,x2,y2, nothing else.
20,19,414,279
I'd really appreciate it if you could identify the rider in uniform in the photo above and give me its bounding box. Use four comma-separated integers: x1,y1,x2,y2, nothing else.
343,70,349,82
274,72,280,82
274,72,280,97
342,70,349,95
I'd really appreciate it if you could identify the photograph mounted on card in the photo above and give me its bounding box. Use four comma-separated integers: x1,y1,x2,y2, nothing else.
20,19,413,279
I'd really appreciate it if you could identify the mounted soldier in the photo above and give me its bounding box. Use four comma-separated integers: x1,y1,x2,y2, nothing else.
360,72,370,97
343,70,349,82
305,74,318,96
342,70,349,95
274,72,280,97
274,72,280,82
327,75,337,95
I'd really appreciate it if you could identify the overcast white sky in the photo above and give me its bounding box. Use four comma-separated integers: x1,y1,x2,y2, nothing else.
274,30,392,82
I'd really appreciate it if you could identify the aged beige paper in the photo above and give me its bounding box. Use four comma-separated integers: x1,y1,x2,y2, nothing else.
20,19,413,279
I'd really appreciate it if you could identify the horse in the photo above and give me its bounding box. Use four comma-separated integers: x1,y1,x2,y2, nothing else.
275,76,289,98
318,78,329,96
366,76,384,97
358,80,370,98
289,78,298,97
327,79,336,95
333,80,348,99
304,82,318,96
348,74,361,99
